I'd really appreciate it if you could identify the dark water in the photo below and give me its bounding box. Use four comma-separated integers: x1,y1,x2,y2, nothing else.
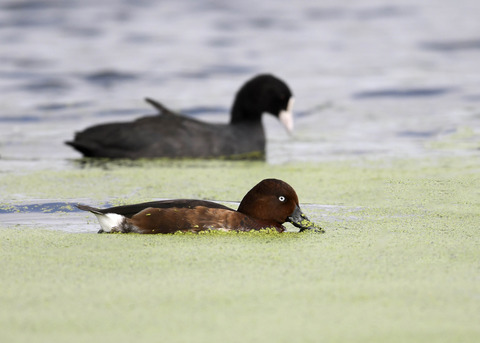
1,0,479,231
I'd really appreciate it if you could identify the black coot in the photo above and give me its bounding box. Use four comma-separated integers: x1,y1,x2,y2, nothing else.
66,74,294,159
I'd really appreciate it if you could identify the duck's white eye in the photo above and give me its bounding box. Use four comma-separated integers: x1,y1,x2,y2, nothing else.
278,196,286,202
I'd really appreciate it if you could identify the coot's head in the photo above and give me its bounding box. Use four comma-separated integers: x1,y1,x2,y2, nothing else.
231,74,294,132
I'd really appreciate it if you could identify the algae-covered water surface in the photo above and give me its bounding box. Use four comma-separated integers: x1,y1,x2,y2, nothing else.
2,0,480,341
1,157,479,342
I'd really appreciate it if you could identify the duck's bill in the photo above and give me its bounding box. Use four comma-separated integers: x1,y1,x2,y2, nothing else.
287,205,324,233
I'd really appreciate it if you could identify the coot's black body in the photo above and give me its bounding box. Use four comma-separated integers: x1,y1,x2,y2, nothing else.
66,74,294,159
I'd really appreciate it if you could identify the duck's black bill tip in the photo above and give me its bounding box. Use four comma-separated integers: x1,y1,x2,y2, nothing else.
299,226,325,234
287,206,325,233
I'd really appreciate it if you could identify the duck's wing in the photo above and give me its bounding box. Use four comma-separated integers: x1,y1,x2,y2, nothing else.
77,199,234,218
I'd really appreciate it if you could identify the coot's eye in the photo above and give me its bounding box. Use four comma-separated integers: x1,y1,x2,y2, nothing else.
278,196,286,202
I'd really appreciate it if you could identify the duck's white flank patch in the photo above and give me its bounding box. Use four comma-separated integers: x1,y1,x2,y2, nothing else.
279,97,295,133
93,212,124,233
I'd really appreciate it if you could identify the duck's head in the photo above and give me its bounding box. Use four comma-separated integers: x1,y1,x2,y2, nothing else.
231,74,294,133
237,178,323,232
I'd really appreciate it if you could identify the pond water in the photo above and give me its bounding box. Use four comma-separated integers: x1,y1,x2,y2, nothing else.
1,0,479,231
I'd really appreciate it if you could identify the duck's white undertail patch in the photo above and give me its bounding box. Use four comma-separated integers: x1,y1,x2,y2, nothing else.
279,97,295,133
92,212,124,233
